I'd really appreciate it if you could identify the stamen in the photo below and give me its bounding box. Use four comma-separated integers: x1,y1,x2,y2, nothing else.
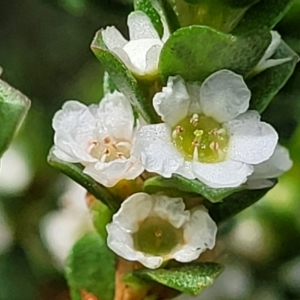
155,230,163,238
210,141,219,151
104,137,111,144
190,114,199,126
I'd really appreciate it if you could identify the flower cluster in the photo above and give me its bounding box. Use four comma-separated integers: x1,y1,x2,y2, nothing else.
51,10,293,271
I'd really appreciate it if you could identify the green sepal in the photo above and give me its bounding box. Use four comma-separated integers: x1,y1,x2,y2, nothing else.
233,0,294,33
91,31,159,123
249,41,299,113
143,175,244,203
66,232,116,300
134,0,164,38
103,72,117,94
129,262,224,296
159,26,271,82
206,180,277,224
88,197,113,239
0,78,31,157
157,0,180,33
47,148,119,212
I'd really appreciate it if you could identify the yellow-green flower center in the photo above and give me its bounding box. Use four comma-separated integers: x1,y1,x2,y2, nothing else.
172,114,229,163
132,216,183,256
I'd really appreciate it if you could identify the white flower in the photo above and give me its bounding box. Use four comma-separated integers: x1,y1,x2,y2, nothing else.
107,193,216,269
252,31,292,75
246,144,293,189
137,70,278,188
52,91,144,187
41,181,93,267
102,11,167,76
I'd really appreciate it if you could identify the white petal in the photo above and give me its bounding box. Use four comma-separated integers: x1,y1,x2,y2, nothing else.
127,11,160,40
83,156,144,188
106,223,140,260
137,124,184,177
153,76,190,126
186,82,202,115
52,101,96,162
261,31,281,63
98,91,134,141
153,196,190,228
235,110,261,122
246,179,275,190
145,44,162,74
102,26,127,50
123,39,162,74
175,161,195,180
226,118,278,164
192,160,253,188
111,47,140,74
138,255,164,269
200,70,251,123
111,193,154,232
173,207,217,262
250,145,292,180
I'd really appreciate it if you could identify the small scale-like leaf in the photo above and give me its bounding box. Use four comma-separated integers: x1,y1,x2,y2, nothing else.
157,0,180,33
103,72,117,94
233,0,293,33
249,41,299,113
206,180,276,224
48,149,119,212
131,263,224,296
91,31,159,123
0,78,31,157
66,232,116,300
144,175,244,203
159,26,271,82
134,0,164,37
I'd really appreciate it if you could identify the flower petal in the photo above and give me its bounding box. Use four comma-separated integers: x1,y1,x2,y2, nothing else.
173,206,217,262
192,160,253,188
102,26,128,50
200,70,251,123
83,156,144,188
98,91,134,141
153,196,190,228
186,82,202,115
153,76,190,126
250,144,292,180
127,11,160,40
176,161,195,180
123,39,162,74
52,101,96,162
145,44,163,74
226,117,278,164
137,124,184,177
111,193,154,232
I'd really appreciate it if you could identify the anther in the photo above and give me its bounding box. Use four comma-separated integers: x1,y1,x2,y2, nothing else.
104,137,111,144
210,141,220,151
155,230,163,238
190,114,199,126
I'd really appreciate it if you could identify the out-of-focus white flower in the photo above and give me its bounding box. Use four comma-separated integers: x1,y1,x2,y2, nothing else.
41,181,93,267
52,91,144,187
246,144,293,189
106,192,217,269
0,144,33,194
102,11,167,76
137,70,278,188
252,31,292,75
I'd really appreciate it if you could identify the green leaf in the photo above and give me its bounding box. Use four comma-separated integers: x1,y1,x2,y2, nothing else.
157,0,180,33
159,26,271,82
222,0,258,8
144,175,244,203
233,0,293,33
66,232,116,300
0,78,30,157
91,31,159,124
134,0,164,37
206,181,276,224
103,72,117,94
47,148,119,212
248,41,299,113
131,262,224,296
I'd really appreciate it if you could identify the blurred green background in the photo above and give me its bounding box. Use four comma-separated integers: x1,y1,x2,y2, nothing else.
0,0,300,299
